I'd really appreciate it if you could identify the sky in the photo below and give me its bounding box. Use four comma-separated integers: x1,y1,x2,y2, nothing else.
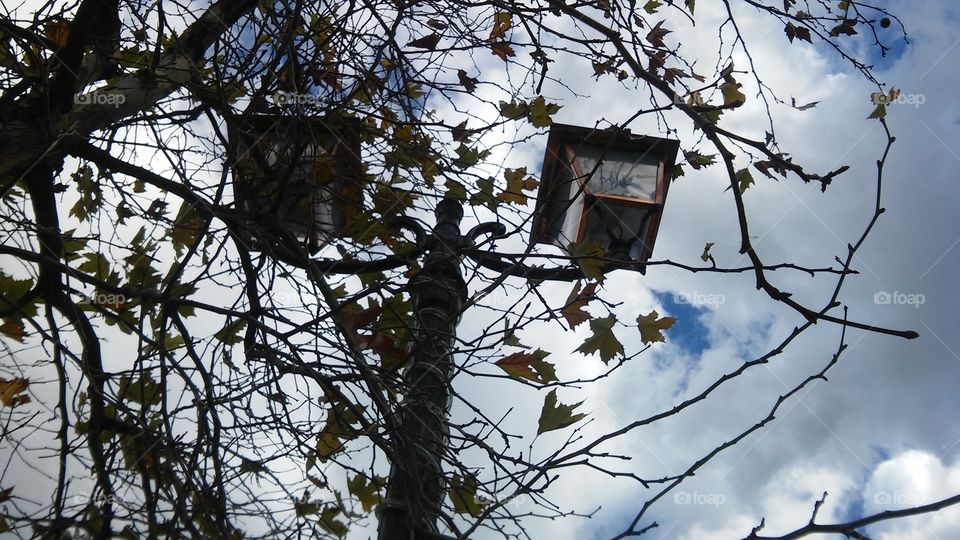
2,1,960,539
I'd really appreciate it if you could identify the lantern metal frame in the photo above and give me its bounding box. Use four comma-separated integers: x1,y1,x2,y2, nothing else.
531,123,680,270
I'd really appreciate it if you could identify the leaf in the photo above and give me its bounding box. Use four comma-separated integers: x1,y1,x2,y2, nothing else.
499,100,528,120
240,457,267,475
335,305,382,342
646,21,671,48
495,350,556,384
637,310,676,344
0,320,25,342
700,242,715,263
497,167,538,205
527,96,561,127
319,505,348,537
453,144,490,169
69,164,100,222
316,402,362,461
720,81,746,106
643,0,662,14
684,151,716,170
784,22,812,43
537,389,586,435
575,315,623,364
867,103,886,119
791,96,819,110
0,378,29,407
451,120,471,142
736,167,755,194
457,69,478,92
449,474,488,516
347,474,384,513
170,202,205,256
685,0,696,14
214,319,246,345
829,19,858,37
295,498,320,516
488,12,512,41
490,41,516,61
407,33,440,50
562,281,598,328
567,239,607,282
118,376,162,407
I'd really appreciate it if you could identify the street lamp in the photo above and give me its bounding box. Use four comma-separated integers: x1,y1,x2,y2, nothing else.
239,119,678,538
228,114,362,254
531,123,680,271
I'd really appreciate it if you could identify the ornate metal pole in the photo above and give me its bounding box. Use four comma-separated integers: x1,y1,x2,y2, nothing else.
378,198,466,540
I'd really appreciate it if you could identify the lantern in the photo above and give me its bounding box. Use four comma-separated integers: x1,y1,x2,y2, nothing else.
531,123,680,271
229,114,362,253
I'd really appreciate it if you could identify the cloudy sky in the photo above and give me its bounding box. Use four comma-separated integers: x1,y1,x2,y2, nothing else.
2,0,959,539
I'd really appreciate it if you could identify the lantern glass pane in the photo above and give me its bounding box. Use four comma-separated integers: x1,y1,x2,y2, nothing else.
575,146,660,201
582,199,655,260
558,159,586,247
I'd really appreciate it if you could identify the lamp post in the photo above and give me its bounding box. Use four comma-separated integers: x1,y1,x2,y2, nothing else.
229,119,679,539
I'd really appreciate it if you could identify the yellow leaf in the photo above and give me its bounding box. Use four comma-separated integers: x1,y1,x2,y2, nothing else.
720,81,746,106
867,103,886,119
637,310,676,344
489,13,512,41
497,167,538,205
449,474,488,516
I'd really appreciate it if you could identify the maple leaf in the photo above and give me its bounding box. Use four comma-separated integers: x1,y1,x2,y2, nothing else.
566,239,607,282
637,310,676,344
684,151,716,170
575,315,623,364
451,120,471,142
407,33,441,50
736,167,755,194
490,42,515,61
537,389,587,435
497,167,539,205
449,474,488,516
495,350,556,384
562,281,598,328
457,69,478,92
347,474,384,513
0,378,29,407
489,12,512,41
527,96,561,127
646,21,671,48
720,81,746,106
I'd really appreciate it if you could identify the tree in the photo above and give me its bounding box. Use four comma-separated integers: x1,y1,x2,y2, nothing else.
0,0,941,538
